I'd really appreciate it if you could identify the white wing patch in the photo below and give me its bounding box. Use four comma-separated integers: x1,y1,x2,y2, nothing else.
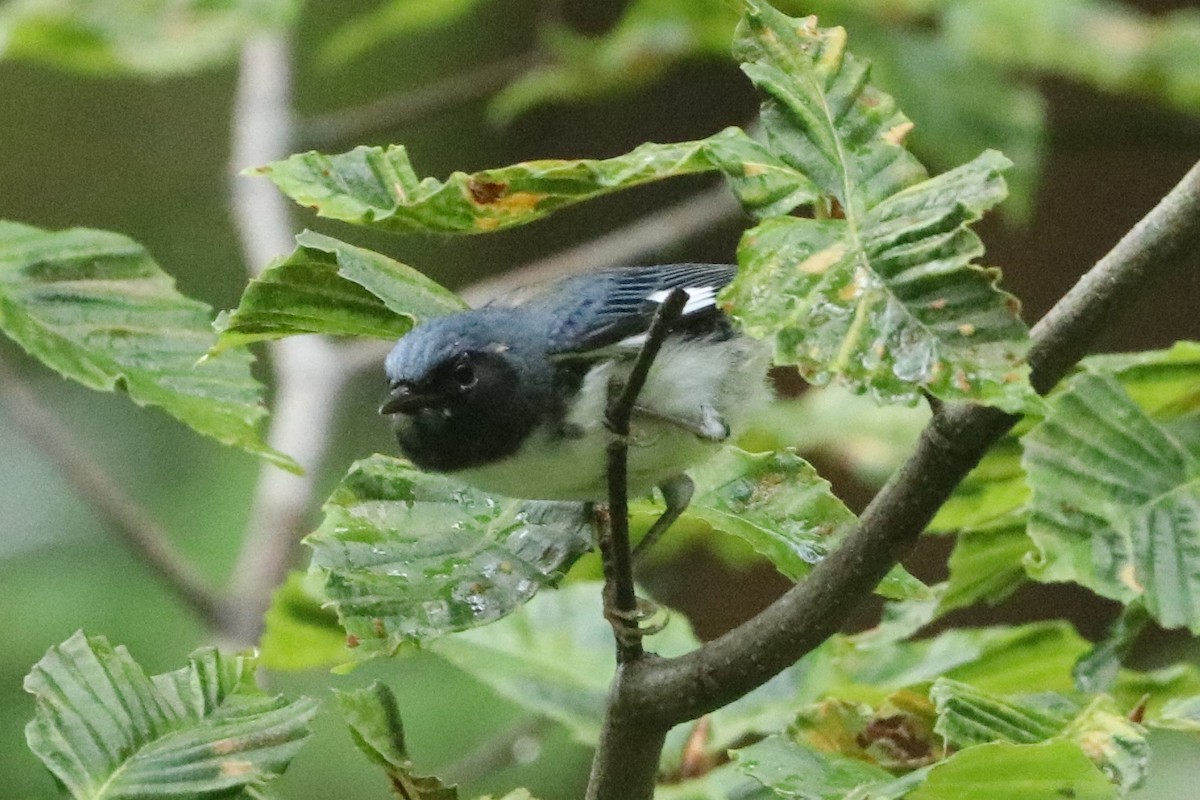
616,285,718,349
647,285,717,316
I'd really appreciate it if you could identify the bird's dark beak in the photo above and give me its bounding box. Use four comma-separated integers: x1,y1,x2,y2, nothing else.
379,383,439,415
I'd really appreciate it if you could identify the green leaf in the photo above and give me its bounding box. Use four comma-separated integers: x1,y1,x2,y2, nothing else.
942,0,1200,114
431,581,697,744
939,512,1032,613
930,433,1030,532
24,631,317,799
726,4,1033,410
306,455,594,658
0,221,298,472
335,681,457,799
1023,371,1200,632
930,679,1071,748
212,231,465,354
734,733,929,800
0,0,297,75
1072,602,1152,694
1155,695,1200,732
321,0,487,67
259,571,349,672
667,447,925,599
257,127,815,234
906,740,1115,800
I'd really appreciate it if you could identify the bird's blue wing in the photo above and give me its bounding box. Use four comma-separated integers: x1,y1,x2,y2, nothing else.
515,264,737,359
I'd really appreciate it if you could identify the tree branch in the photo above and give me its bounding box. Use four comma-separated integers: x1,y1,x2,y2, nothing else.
585,159,1200,799
0,354,231,630
226,34,354,645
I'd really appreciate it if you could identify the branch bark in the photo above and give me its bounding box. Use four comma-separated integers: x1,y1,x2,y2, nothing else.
585,159,1200,799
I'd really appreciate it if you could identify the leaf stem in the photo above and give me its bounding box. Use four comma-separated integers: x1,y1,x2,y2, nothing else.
585,159,1200,799
0,353,231,630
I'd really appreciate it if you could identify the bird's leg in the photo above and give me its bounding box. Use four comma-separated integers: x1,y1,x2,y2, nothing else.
633,473,694,560
631,404,730,442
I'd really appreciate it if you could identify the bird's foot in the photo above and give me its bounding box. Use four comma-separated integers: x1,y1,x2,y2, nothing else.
603,594,668,646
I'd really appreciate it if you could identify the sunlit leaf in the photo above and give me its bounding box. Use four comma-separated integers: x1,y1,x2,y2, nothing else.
259,571,349,672
259,127,814,234
906,740,1115,800
335,681,457,799
0,221,298,472
431,582,697,744
675,447,925,599
212,231,464,353
0,0,297,75
306,455,594,658
1024,371,1200,632
725,4,1033,410
24,631,317,799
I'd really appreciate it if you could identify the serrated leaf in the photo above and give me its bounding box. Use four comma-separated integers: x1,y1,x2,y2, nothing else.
258,127,815,234
0,221,298,472
212,231,465,353
667,447,924,599
335,681,457,800
24,631,317,799
0,0,297,75
907,740,1115,800
725,3,1033,410
930,679,1071,748
306,455,594,658
1024,371,1200,632
431,581,697,744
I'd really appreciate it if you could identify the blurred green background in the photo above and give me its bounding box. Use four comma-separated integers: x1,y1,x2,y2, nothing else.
1,0,1198,797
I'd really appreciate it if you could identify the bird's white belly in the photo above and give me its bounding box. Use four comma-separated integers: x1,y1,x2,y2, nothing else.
452,336,768,501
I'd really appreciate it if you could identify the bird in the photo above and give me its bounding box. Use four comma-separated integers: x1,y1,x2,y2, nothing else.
380,264,769,553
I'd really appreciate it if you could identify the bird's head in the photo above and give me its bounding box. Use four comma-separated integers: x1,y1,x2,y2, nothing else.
381,309,557,473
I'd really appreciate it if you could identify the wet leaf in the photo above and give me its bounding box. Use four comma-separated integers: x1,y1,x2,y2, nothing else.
0,221,298,472
733,733,928,800
24,631,317,799
677,447,925,599
906,740,1115,800
306,455,594,658
725,4,1033,410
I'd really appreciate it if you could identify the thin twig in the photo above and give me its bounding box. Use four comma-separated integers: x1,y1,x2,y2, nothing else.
585,160,1200,800
300,54,536,148
0,353,231,629
226,34,354,646
602,289,689,662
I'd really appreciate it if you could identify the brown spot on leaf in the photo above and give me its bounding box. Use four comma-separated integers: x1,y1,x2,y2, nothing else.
856,714,934,766
467,178,507,204
958,323,976,337
213,738,239,755
1006,296,1022,316
799,243,846,274
1119,563,1144,593
929,298,947,310
954,369,972,393
373,618,387,637
743,163,768,177
346,634,361,648
1128,694,1150,724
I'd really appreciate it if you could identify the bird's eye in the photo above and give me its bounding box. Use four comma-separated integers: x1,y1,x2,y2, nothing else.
451,358,476,389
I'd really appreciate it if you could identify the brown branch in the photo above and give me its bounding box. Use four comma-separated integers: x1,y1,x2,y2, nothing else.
585,159,1200,799
0,354,231,630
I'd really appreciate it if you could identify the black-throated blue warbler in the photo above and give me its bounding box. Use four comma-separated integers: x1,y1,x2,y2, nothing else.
380,264,768,548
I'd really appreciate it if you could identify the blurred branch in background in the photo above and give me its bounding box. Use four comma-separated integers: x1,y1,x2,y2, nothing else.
0,354,231,629
226,33,351,646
